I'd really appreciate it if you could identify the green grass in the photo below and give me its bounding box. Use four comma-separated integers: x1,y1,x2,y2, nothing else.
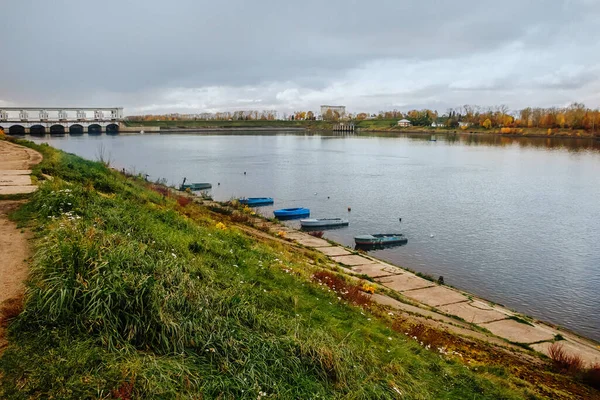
0,139,538,399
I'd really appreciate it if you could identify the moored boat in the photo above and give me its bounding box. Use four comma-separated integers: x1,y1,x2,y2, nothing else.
273,207,310,219
179,177,212,191
300,218,349,228
354,233,407,246
239,197,274,206
180,183,212,191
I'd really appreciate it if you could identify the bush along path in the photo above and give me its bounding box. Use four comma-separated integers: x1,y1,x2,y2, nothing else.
0,138,598,399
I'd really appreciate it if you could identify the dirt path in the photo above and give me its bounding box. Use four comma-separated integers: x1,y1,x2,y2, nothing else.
0,139,42,351
0,201,31,350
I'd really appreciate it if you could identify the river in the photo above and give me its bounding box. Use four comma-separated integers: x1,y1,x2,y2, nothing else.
29,132,600,341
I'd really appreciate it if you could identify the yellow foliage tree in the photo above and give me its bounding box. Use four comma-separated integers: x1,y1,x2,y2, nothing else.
481,118,492,129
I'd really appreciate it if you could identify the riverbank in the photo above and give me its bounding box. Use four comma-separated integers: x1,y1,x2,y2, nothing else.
125,119,600,139
0,137,598,398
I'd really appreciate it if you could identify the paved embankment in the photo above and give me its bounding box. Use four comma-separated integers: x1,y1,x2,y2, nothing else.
0,140,42,195
243,218,600,367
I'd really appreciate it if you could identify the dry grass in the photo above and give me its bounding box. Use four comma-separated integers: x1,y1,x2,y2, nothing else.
308,231,324,238
111,379,134,400
548,343,585,374
176,195,191,207
582,364,600,389
0,296,24,328
230,212,250,223
312,271,371,307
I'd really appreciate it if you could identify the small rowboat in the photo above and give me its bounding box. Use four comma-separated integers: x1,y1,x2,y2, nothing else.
354,233,407,246
300,218,349,228
273,208,310,219
239,197,274,206
180,183,212,191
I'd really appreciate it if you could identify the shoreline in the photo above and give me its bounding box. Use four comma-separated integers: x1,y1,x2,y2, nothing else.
204,197,600,364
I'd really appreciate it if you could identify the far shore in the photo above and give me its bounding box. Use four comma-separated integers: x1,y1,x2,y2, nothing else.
124,120,600,139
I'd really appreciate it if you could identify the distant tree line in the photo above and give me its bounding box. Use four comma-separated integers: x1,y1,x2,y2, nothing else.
127,103,600,131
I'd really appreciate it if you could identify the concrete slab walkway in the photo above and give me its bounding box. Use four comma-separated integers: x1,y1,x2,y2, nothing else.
262,217,600,367
0,140,42,195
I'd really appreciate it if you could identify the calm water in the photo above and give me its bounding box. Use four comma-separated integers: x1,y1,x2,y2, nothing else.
30,132,600,341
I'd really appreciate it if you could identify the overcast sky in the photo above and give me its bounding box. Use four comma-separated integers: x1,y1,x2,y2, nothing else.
1,0,599,115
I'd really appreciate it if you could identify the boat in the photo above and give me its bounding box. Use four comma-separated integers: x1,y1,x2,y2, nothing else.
273,208,310,219
300,218,349,228
354,233,407,246
239,197,274,206
180,182,212,191
179,177,212,191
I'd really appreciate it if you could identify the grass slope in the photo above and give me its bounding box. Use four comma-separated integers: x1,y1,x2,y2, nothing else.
0,141,538,399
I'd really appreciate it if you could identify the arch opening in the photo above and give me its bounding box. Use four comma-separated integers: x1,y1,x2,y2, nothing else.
88,124,102,134
30,125,46,135
50,125,66,135
9,125,25,135
69,124,84,135
106,123,119,134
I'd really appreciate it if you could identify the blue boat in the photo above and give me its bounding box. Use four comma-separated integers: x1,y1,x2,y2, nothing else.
239,197,274,206
273,207,310,219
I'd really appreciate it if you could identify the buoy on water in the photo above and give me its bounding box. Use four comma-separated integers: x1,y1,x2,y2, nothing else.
218,182,220,186
399,218,402,222
430,234,435,238
347,206,352,212
244,172,246,175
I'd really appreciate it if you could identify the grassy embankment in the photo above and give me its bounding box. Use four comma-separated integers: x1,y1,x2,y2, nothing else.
123,119,334,130
0,138,594,399
125,119,599,138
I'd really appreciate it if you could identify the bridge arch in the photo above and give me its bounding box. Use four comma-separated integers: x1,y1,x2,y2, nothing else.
50,124,65,135
30,124,46,135
88,124,102,134
106,123,119,134
69,124,84,135
9,125,25,135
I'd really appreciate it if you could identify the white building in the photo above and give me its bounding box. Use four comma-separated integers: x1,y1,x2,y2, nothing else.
397,119,412,127
320,105,346,118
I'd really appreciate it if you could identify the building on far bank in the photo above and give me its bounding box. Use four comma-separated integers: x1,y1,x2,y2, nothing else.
320,105,346,118
458,121,471,128
397,119,412,127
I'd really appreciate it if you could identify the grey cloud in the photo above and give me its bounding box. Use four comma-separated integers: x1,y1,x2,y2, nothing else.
1,0,599,113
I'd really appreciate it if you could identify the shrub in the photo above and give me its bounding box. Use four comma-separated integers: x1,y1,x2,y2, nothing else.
176,195,191,207
548,343,584,373
308,231,324,238
582,364,600,389
230,212,250,223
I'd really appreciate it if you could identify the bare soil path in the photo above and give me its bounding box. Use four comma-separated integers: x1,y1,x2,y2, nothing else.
0,139,42,351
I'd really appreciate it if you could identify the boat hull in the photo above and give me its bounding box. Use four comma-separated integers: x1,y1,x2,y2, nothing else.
354,234,407,246
239,197,274,206
300,218,349,228
180,183,212,191
273,208,310,220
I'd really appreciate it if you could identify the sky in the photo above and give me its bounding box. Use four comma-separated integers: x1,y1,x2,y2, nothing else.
1,0,600,116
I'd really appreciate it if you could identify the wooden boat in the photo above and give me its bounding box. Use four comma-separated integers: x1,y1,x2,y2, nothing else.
180,183,212,191
273,208,310,219
300,218,349,228
239,197,274,206
354,233,407,246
